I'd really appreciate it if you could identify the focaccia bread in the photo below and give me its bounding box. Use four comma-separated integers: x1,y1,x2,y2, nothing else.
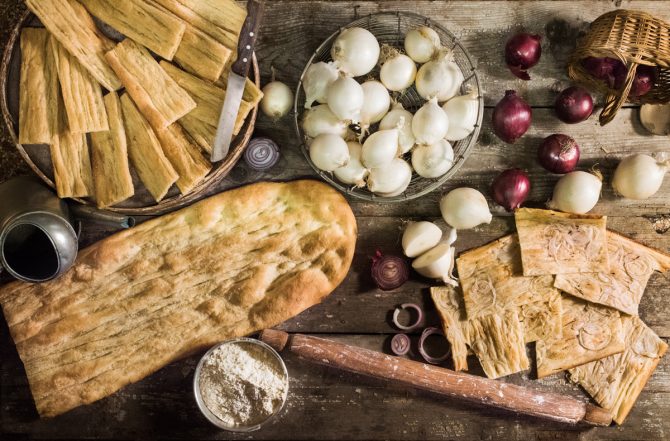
0,180,357,418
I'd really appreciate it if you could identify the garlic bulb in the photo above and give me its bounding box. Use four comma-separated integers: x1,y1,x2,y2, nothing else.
402,221,443,258
302,61,339,108
440,187,492,230
334,141,368,187
415,49,464,102
367,158,412,195
309,133,350,171
411,243,458,285
411,139,454,178
404,26,441,63
360,80,391,133
412,98,449,145
379,102,416,154
326,76,364,123
442,88,479,141
361,128,400,169
301,104,349,139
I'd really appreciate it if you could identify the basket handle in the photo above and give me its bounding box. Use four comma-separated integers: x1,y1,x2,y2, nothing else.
599,62,638,126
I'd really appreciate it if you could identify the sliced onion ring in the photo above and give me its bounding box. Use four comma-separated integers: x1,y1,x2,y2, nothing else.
392,303,424,331
418,327,450,364
391,333,411,356
244,137,281,171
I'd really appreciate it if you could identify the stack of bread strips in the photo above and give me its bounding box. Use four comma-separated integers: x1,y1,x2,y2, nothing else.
20,0,261,206
431,208,670,424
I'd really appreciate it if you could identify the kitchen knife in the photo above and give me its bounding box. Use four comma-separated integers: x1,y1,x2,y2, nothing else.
211,0,264,162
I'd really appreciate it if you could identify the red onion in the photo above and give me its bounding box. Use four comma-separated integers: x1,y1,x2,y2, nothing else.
554,86,593,124
418,327,450,364
537,134,580,174
491,168,531,212
581,57,620,86
244,137,281,171
391,333,411,356
492,90,532,144
392,303,424,331
613,63,657,97
371,251,409,291
504,33,542,80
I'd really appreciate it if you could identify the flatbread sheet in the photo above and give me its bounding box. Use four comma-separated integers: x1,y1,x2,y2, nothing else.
90,92,134,208
555,231,670,315
568,316,668,424
153,124,211,195
25,0,121,91
173,25,232,82
106,39,196,129
456,234,563,343
515,208,609,276
18,28,59,145
536,295,625,379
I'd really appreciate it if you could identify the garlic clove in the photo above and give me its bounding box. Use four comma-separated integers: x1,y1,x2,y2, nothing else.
402,221,443,258
411,242,458,285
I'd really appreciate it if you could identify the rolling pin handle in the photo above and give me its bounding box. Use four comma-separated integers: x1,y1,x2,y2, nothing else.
259,329,290,352
581,403,613,427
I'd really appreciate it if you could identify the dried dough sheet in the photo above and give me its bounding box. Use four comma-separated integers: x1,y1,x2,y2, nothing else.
568,316,668,424
515,208,608,276
536,295,625,379
0,180,357,418
555,231,670,316
51,38,108,133
105,39,196,129
25,0,121,91
217,70,264,108
430,286,530,379
90,92,134,208
80,0,186,60
173,23,232,82
120,94,178,202
456,234,562,343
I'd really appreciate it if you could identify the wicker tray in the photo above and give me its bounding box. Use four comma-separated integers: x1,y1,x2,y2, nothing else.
293,11,483,203
0,11,260,216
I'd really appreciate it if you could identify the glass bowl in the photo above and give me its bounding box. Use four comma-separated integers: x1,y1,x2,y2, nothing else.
193,338,289,432
293,11,484,203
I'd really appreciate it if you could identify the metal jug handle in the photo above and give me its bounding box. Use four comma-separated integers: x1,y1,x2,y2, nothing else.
68,204,136,230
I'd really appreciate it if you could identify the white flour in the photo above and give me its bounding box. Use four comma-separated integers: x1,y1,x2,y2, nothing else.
198,341,288,428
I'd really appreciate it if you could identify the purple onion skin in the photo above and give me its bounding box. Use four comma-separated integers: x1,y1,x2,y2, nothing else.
613,63,657,97
491,168,531,212
555,86,593,124
505,33,542,80
371,252,409,291
581,57,619,83
492,90,532,143
538,134,580,174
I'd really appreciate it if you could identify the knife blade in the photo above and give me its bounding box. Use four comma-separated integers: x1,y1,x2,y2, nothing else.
211,0,265,162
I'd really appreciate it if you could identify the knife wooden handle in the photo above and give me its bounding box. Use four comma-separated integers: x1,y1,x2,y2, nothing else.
259,329,613,427
231,0,264,78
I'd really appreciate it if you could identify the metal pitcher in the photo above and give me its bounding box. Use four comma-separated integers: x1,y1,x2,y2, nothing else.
0,176,134,283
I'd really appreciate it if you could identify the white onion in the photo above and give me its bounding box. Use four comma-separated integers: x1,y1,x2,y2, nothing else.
442,87,479,141
379,47,417,91
415,50,464,102
411,139,454,178
367,158,412,195
302,61,339,108
548,171,602,214
260,81,293,120
360,80,391,132
326,76,364,123
379,102,415,154
612,154,669,200
411,243,457,285
331,27,380,77
334,141,368,187
361,128,399,169
309,133,350,171
440,187,492,230
301,104,349,139
402,221,443,258
412,98,449,145
404,26,441,63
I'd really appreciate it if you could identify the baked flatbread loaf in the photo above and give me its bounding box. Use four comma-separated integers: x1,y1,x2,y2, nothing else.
555,231,670,315
568,316,667,424
515,208,608,276
0,180,356,418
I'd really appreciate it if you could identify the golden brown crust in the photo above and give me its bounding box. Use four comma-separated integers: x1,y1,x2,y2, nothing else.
173,25,232,82
0,180,357,418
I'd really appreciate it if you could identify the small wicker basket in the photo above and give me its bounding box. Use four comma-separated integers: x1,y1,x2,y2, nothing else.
567,9,670,125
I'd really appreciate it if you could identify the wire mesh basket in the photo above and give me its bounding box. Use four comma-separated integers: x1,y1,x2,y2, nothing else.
293,11,483,203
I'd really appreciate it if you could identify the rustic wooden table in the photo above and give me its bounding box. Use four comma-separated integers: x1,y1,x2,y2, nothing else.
2,1,670,439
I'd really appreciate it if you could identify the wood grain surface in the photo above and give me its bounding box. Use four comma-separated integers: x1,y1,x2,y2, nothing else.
2,1,670,440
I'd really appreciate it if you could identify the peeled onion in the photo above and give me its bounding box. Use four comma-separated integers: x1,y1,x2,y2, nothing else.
380,46,417,92
334,141,369,187
404,26,441,63
361,128,399,169
379,102,415,154
411,243,457,285
402,221,443,258
326,76,364,122
260,81,293,120
547,171,602,214
360,80,391,132
309,133,350,171
492,90,532,144
612,154,669,199
440,187,492,230
442,88,479,141
415,50,464,102
412,98,449,145
301,104,349,139
302,61,339,108
367,158,412,196
411,139,454,178
331,27,380,77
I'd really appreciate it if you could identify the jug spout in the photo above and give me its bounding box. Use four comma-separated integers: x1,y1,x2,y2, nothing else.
69,205,136,229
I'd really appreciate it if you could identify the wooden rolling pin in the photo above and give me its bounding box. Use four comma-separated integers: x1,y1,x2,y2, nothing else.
259,329,612,426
